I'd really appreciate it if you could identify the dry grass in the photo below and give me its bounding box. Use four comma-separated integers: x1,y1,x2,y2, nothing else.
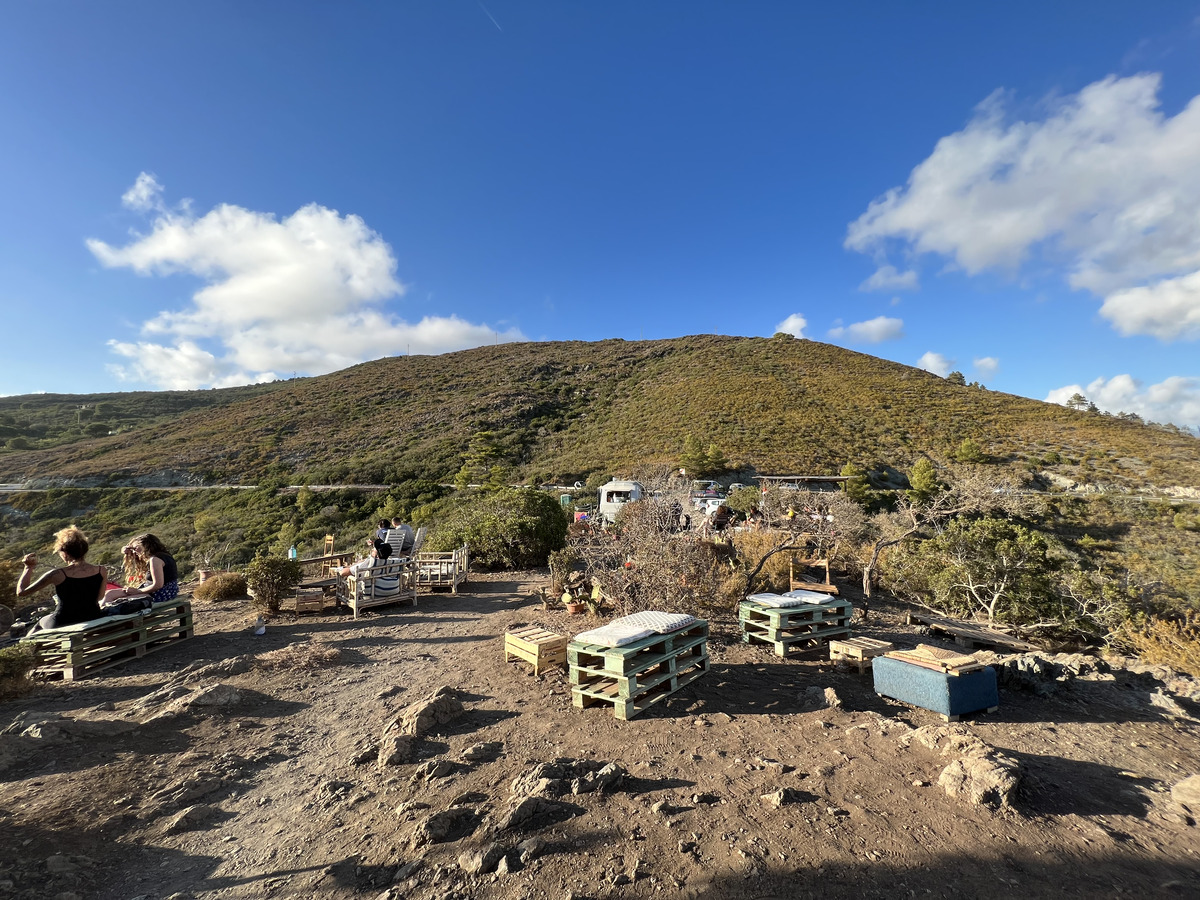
1116,613,1200,677
193,572,248,602
253,642,343,672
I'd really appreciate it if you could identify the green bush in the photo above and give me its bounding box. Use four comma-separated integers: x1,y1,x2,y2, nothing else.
194,571,248,602
427,487,568,570
242,555,303,614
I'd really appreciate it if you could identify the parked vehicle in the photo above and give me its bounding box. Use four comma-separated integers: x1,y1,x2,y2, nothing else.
597,479,645,524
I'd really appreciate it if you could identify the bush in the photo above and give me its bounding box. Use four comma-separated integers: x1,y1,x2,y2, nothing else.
1115,614,1200,677
193,571,248,602
0,644,37,701
427,488,568,570
242,556,303,614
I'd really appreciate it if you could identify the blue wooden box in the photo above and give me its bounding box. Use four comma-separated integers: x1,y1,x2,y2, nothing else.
872,656,998,721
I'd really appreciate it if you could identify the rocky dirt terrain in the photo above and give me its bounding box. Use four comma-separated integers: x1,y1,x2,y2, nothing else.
2,573,1199,900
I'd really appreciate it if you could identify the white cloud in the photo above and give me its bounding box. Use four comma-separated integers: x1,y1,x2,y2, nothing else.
1046,374,1200,428
121,172,165,212
918,351,954,377
860,265,918,292
89,174,524,389
774,313,807,338
828,316,904,343
846,73,1200,341
973,356,999,377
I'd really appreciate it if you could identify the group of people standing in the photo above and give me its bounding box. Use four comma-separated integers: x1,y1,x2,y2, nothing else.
15,527,179,636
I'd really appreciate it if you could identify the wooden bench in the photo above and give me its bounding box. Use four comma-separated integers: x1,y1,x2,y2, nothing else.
414,544,469,593
570,620,709,720
339,557,417,619
740,597,852,657
22,599,194,681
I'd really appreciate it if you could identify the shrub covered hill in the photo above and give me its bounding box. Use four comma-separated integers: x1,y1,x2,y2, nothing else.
1,333,1198,491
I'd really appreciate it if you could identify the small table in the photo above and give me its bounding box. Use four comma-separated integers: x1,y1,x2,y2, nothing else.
829,637,894,673
505,625,567,675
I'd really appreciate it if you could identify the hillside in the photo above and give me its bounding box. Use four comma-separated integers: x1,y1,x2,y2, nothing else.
1,334,1197,493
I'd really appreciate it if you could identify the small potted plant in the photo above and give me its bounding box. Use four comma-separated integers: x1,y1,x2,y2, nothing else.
192,542,230,583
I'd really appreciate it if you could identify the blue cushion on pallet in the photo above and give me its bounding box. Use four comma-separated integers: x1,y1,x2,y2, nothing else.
872,656,998,718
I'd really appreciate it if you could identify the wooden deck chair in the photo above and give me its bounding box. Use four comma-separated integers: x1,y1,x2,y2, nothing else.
339,557,417,619
320,534,336,577
411,526,428,554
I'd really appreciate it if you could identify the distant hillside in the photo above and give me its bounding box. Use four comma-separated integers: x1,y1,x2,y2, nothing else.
1,334,1197,492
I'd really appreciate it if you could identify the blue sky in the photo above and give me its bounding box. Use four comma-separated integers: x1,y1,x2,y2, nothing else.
3,2,1200,428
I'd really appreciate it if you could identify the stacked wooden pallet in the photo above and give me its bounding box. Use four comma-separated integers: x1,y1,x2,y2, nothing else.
24,599,194,681
829,636,894,673
569,620,709,720
884,644,985,675
505,625,567,675
739,597,852,657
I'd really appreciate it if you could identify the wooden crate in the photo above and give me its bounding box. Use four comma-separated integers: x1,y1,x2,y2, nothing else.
569,621,709,720
829,637,894,673
24,600,194,681
739,598,851,657
505,625,567,675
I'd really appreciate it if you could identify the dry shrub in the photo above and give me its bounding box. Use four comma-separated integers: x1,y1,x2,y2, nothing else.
730,531,792,593
1116,613,1200,677
254,642,343,672
0,644,37,702
193,572,248,602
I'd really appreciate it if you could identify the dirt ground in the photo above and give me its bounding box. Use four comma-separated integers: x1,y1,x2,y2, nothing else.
2,573,1199,900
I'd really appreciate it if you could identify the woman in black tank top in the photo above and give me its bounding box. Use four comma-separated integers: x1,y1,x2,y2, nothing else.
16,525,107,634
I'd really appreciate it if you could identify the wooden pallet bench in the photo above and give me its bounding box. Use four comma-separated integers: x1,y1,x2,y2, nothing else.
739,598,852,657
505,625,567,675
22,599,194,681
829,636,894,673
569,620,708,720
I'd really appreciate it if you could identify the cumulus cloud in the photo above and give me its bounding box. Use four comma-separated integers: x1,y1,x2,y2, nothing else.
860,265,918,292
774,313,808,338
846,73,1200,341
828,316,905,344
973,356,999,378
918,351,954,377
89,174,524,389
1046,374,1200,428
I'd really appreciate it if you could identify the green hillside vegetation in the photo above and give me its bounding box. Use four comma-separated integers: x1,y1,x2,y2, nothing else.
1,335,1197,639
1,335,1196,491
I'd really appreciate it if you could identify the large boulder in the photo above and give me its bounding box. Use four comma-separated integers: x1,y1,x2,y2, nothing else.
390,687,463,737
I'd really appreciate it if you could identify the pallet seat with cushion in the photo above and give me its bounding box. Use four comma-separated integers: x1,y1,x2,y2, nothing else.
21,599,194,681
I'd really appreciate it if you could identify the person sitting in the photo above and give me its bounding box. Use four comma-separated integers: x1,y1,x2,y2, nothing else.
102,533,179,609
334,538,393,578
16,526,107,635
387,518,415,556
374,519,392,542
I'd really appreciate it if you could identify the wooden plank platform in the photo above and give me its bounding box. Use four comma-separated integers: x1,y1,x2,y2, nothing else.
569,619,709,720
739,598,852,629
23,600,194,681
829,637,894,673
906,612,1039,653
505,625,567,675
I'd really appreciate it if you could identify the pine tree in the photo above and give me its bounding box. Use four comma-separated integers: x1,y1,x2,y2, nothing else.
679,434,706,475
907,457,940,504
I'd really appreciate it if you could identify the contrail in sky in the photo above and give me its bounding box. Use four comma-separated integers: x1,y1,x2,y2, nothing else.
478,1,503,32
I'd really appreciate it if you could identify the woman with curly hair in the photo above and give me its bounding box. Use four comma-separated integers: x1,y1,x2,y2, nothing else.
15,525,107,634
103,533,179,608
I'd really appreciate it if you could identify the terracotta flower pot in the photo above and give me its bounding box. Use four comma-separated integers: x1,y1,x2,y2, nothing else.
565,601,586,616
197,569,214,583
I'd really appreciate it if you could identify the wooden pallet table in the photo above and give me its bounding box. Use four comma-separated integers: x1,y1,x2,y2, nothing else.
505,625,567,675
739,598,852,657
829,637,894,673
570,620,708,720
23,599,194,681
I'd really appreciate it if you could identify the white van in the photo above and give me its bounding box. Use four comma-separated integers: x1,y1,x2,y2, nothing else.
597,479,645,524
